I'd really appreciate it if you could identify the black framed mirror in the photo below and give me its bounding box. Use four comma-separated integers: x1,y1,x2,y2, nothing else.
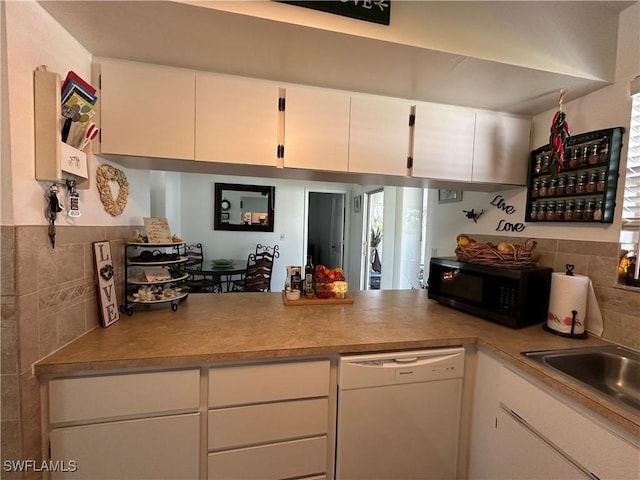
214,183,275,232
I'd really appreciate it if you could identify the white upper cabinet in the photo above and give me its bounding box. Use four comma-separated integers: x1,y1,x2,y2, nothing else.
412,102,476,181
195,73,279,166
349,94,412,176
283,85,350,172
96,58,195,160
473,111,531,185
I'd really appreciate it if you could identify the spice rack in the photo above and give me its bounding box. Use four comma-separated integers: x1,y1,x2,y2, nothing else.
525,127,625,223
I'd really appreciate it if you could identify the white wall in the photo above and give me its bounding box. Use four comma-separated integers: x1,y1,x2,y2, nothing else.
2,0,149,227
179,172,355,291
426,2,640,258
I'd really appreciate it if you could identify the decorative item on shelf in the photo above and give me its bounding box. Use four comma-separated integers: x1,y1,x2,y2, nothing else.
93,240,119,327
462,208,484,223
547,89,570,174
97,164,128,216
455,234,538,269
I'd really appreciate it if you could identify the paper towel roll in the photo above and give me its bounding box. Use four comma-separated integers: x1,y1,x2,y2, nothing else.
547,272,590,334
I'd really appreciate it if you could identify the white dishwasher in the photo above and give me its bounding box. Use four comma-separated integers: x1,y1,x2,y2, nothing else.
335,347,465,480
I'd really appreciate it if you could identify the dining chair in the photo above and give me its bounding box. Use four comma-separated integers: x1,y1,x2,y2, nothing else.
183,243,222,293
232,244,280,292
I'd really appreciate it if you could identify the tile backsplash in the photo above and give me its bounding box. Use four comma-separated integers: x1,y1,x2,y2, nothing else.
470,234,640,350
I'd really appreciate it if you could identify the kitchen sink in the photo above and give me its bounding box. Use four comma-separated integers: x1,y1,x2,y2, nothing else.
522,345,640,415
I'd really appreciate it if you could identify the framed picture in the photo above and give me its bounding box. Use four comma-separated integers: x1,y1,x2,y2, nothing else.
354,195,362,213
93,241,119,328
438,189,463,204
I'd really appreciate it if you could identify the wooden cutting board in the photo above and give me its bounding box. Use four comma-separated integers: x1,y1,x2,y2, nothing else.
282,290,353,306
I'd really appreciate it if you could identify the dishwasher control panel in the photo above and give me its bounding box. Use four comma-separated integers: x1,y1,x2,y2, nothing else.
338,347,465,389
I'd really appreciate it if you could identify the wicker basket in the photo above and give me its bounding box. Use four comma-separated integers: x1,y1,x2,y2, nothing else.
455,235,538,269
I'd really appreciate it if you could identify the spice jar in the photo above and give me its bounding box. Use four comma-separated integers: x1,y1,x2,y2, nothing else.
534,155,543,174
539,177,549,196
584,199,595,221
586,171,598,193
569,148,580,168
576,172,588,193
537,201,547,220
597,170,606,192
575,200,585,220
556,175,567,196
530,202,538,221
564,200,575,221
580,146,589,166
545,201,556,221
593,200,603,221
599,137,609,162
532,178,540,197
542,154,550,172
588,144,599,164
566,174,577,195
555,200,565,220
549,176,558,196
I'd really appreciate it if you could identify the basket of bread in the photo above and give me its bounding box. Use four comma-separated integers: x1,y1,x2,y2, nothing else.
455,234,538,269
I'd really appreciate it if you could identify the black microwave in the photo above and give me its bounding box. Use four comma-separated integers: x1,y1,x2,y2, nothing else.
427,257,552,328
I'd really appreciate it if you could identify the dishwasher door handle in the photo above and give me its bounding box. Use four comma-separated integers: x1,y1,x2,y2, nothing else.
393,357,419,363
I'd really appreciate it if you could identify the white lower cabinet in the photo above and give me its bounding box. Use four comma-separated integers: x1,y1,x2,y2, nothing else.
469,350,640,480
46,369,201,480
50,413,200,480
207,359,332,480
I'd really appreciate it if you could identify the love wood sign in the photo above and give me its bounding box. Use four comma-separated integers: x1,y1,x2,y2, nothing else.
93,240,119,327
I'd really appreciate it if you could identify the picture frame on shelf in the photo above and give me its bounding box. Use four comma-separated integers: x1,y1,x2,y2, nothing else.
438,189,463,204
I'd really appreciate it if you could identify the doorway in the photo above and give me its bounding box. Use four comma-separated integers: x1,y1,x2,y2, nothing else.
363,189,384,290
306,191,346,269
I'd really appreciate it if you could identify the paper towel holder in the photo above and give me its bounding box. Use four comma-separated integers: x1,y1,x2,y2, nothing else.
543,308,589,339
565,264,575,276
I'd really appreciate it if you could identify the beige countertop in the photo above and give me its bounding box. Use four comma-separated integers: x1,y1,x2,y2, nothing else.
34,289,639,437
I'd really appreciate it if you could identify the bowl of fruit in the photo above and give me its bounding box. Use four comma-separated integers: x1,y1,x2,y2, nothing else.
313,265,345,299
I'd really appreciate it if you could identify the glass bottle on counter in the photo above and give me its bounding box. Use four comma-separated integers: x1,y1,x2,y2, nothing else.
593,200,603,221
304,255,314,295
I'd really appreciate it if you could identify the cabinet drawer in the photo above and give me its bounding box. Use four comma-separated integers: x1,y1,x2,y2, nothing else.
207,436,327,480
49,369,200,424
50,413,200,480
209,398,328,450
208,359,329,407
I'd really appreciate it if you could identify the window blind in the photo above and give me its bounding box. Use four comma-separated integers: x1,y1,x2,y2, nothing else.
622,93,640,229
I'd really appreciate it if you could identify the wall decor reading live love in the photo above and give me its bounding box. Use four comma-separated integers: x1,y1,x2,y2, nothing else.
278,0,391,25
93,240,119,327
490,194,526,232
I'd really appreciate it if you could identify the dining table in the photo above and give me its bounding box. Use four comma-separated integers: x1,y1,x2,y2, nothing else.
186,259,247,292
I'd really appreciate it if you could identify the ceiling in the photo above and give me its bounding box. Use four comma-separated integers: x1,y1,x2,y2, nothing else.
38,1,634,116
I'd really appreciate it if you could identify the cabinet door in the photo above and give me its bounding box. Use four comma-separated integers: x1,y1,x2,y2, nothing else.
97,58,195,159
412,102,475,181
283,86,350,172
473,111,531,185
491,408,587,479
50,413,200,480
195,73,278,166
349,94,411,176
